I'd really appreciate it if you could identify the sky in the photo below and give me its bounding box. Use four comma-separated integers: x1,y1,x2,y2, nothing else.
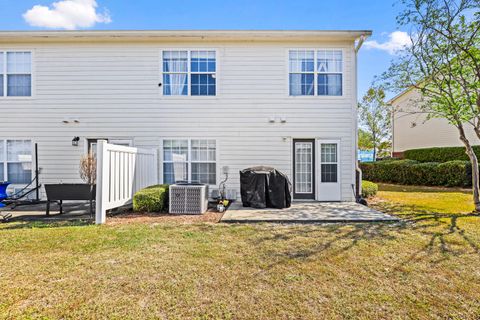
0,0,410,98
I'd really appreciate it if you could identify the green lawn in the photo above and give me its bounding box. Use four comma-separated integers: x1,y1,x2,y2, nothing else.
1,186,480,319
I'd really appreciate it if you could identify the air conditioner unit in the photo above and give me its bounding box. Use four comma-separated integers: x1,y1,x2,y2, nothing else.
169,183,208,215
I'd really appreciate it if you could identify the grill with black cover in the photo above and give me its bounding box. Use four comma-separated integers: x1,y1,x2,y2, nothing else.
240,166,292,209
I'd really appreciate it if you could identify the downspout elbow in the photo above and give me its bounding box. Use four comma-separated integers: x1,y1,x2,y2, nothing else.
355,34,367,53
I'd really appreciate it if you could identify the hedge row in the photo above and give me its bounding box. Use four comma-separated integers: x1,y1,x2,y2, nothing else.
361,181,378,198
133,184,169,213
404,146,480,163
360,160,471,187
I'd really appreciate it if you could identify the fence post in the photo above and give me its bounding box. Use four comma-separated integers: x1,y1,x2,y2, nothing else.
95,140,108,224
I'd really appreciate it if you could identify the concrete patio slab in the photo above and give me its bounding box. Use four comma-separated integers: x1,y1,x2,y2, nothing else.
0,201,93,222
221,201,399,223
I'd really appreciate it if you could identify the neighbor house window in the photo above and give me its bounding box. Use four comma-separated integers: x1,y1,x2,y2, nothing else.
162,50,216,96
289,49,342,96
0,140,32,184
163,139,216,184
0,52,32,97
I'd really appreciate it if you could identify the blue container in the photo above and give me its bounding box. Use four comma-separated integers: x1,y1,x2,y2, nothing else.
0,182,10,208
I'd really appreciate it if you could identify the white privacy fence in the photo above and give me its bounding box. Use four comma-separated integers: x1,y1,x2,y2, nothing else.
95,140,158,224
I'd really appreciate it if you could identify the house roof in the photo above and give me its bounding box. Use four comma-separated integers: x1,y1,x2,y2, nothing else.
387,87,415,105
0,30,372,44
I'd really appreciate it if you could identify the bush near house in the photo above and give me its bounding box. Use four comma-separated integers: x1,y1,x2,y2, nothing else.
361,180,378,198
360,160,471,187
133,184,169,213
404,146,480,163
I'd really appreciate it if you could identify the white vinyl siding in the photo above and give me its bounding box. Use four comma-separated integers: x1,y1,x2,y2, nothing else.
0,41,356,201
0,51,32,97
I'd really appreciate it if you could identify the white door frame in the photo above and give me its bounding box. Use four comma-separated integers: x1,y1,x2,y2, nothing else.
316,139,341,201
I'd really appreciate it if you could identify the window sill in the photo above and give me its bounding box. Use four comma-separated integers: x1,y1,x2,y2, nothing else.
0,96,34,101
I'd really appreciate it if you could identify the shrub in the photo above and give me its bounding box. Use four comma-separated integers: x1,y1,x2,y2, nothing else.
403,146,480,163
133,184,169,213
361,181,378,198
360,160,471,187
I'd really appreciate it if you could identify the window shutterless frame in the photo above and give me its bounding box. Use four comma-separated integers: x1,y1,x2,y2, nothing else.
0,50,34,99
159,49,218,97
0,138,34,185
160,138,219,186
286,48,345,98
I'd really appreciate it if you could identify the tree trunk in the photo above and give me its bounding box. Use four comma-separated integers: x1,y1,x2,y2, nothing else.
458,124,480,213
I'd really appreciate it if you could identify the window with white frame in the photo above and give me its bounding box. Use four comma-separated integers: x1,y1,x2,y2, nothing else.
289,49,343,96
0,140,32,184
0,51,32,97
162,50,216,96
163,139,216,184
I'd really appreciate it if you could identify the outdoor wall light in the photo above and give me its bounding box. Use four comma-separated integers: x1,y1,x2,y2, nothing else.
72,137,80,146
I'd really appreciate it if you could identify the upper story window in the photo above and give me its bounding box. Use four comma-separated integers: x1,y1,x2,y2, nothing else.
162,50,216,96
0,51,32,97
289,49,343,96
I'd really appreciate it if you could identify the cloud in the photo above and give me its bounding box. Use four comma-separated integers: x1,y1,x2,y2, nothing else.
364,31,412,55
23,0,111,30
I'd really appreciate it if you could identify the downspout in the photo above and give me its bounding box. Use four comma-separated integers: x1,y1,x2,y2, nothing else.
354,34,367,201
355,34,367,53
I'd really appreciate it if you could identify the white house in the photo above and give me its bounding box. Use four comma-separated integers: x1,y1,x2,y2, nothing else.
390,88,478,157
0,30,371,202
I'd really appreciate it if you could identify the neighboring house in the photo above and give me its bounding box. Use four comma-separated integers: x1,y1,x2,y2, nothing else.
0,30,370,202
389,88,478,157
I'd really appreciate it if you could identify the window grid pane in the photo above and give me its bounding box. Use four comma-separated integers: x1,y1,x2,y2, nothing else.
163,139,217,185
289,50,314,96
0,140,4,162
7,163,32,184
191,74,216,96
289,74,314,96
321,143,338,183
7,75,31,97
163,51,188,96
0,53,3,97
5,52,31,97
3,140,32,184
7,140,32,162
0,140,4,181
317,49,342,96
162,50,216,96
191,51,216,73
289,49,343,96
7,52,31,74
295,142,313,193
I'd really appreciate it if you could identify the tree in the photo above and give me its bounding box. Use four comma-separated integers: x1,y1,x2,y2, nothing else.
382,0,480,211
358,87,392,160
358,128,374,150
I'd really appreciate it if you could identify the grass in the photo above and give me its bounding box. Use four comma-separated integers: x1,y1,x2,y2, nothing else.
1,186,480,319
377,183,474,214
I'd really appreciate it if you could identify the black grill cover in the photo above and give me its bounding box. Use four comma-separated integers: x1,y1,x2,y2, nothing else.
240,166,292,209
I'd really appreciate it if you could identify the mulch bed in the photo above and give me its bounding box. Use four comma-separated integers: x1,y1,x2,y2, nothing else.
107,210,223,225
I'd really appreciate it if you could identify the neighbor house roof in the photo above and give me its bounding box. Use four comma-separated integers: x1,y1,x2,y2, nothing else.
0,30,372,44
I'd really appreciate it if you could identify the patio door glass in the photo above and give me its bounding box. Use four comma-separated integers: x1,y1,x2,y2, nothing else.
293,139,315,199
